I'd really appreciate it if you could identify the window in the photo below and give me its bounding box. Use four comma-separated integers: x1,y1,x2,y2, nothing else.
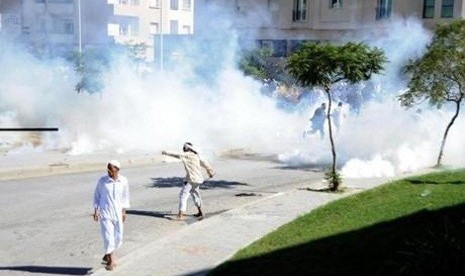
3,14,21,26
120,24,139,36
170,20,178,34
118,0,140,6
38,18,46,33
149,0,160,8
64,21,74,34
170,0,178,10
182,0,191,11
262,40,274,50
182,25,190,34
51,18,74,34
118,17,139,36
292,0,307,21
118,0,139,5
423,0,435,18
376,0,392,20
268,0,278,11
120,25,129,36
330,0,343,9
441,0,454,18
150,22,159,34
268,0,279,19
48,0,73,3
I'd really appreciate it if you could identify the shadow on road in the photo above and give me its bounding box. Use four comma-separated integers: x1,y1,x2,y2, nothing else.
272,163,327,173
0,266,92,275
126,210,173,220
149,177,249,190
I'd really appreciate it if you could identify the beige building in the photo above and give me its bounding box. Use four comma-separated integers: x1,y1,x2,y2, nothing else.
199,0,465,56
0,0,194,61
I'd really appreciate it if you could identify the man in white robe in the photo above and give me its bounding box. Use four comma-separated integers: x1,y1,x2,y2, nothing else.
331,101,348,131
93,160,130,271
162,142,215,220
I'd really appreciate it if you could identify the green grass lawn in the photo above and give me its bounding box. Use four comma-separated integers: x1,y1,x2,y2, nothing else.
210,169,465,276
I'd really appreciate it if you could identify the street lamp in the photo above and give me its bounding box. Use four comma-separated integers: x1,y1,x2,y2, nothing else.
78,0,82,53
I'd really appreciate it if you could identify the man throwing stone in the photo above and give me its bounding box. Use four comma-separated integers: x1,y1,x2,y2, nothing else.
162,142,215,220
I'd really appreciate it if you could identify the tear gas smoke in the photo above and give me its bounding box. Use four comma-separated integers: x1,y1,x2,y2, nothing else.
0,11,463,178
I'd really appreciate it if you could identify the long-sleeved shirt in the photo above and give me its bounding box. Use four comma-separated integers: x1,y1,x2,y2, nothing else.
164,151,214,184
93,175,130,221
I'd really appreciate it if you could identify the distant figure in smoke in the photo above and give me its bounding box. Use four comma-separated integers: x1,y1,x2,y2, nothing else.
347,85,364,115
162,142,215,220
412,108,423,121
332,101,348,132
93,160,130,271
304,103,327,139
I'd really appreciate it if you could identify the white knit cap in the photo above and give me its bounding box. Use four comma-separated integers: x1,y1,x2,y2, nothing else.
108,160,121,169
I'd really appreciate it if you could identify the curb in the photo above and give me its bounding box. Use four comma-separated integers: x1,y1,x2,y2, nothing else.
0,156,165,181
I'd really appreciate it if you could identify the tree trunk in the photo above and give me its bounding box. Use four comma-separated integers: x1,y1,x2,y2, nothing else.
325,89,338,191
436,100,461,167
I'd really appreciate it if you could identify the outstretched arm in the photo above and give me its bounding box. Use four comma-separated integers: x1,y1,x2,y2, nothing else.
162,150,181,159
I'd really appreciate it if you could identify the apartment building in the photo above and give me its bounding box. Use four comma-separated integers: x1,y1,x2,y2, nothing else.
108,0,194,61
0,0,194,61
196,0,465,56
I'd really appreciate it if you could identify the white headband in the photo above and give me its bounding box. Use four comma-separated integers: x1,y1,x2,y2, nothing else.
183,143,198,153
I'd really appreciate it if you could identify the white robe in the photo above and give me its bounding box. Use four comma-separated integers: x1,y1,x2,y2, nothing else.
93,175,130,254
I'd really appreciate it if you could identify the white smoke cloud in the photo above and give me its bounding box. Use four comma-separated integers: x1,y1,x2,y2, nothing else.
279,16,465,177
0,11,463,179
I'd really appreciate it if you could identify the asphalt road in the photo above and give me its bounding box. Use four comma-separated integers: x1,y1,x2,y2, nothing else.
0,157,323,276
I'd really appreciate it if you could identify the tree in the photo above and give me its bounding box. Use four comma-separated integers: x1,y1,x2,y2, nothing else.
399,20,465,167
287,42,387,191
239,47,274,81
73,49,109,94
238,47,294,85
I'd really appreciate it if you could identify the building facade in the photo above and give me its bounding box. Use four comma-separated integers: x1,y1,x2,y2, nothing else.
0,0,194,61
197,0,465,56
1,0,464,60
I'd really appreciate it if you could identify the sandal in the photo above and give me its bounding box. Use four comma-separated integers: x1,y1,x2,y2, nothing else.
101,254,110,265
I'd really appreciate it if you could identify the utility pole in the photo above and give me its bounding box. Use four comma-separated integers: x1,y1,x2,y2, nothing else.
160,0,164,71
78,0,82,53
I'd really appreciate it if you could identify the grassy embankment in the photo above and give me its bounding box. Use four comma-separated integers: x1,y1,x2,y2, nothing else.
211,169,465,275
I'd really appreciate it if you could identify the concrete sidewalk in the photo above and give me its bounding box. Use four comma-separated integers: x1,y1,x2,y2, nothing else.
0,151,162,180
91,177,395,276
